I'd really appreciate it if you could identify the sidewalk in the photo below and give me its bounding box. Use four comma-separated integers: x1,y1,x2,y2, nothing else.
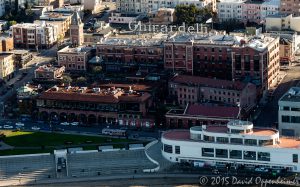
0,173,201,187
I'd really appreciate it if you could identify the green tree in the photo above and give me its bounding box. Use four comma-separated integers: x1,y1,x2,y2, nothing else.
76,77,87,86
175,5,213,24
62,75,72,85
92,66,102,74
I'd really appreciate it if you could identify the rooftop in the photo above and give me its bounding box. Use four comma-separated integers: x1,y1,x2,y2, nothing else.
162,130,300,149
58,46,92,53
97,33,169,46
35,65,65,72
279,87,300,102
170,74,247,90
168,32,277,52
167,104,239,119
39,86,151,103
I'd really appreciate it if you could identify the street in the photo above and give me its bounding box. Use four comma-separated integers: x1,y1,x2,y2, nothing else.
0,118,160,140
255,65,300,127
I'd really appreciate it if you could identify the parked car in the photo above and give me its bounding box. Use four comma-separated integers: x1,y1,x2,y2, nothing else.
15,122,24,127
31,126,40,130
255,167,269,173
71,122,79,126
60,122,69,126
3,125,13,129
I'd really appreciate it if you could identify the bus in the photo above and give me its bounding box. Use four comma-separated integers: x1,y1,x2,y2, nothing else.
102,128,127,137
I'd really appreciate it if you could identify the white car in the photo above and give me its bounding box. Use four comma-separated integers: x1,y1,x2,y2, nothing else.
60,122,70,126
31,126,40,131
15,122,24,127
255,168,269,173
4,125,13,129
71,122,79,126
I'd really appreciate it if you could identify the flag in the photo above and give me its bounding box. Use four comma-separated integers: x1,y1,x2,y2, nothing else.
206,18,213,23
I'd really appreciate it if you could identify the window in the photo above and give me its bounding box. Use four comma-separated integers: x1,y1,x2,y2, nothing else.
235,54,241,70
258,152,270,161
244,139,257,146
230,150,242,159
259,139,273,146
216,149,228,158
230,138,243,144
244,151,256,160
175,146,180,154
293,154,298,163
291,108,300,112
231,129,244,134
204,135,215,142
291,116,300,123
216,137,229,143
202,148,214,157
282,115,290,123
163,144,172,153
244,55,250,71
283,106,290,111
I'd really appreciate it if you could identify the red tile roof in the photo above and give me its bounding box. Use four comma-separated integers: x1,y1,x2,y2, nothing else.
39,92,120,103
171,75,247,90
185,104,239,118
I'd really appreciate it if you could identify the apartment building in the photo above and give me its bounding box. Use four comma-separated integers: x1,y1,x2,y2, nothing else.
36,85,155,127
280,0,300,16
0,37,13,52
0,53,15,81
266,14,300,32
57,46,92,71
38,0,63,8
164,33,280,92
278,87,300,137
168,75,257,111
116,0,216,15
96,34,165,72
148,8,176,25
10,22,58,49
217,0,245,22
39,10,73,36
217,0,280,24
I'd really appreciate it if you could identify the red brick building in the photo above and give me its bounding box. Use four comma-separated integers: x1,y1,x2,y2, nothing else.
164,33,280,91
165,104,239,128
36,85,155,128
96,35,165,72
169,75,257,112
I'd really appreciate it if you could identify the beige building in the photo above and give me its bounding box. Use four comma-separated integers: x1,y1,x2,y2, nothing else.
266,14,300,32
148,8,176,25
0,54,15,81
10,22,58,49
70,11,84,46
38,0,64,8
57,46,92,71
280,0,300,16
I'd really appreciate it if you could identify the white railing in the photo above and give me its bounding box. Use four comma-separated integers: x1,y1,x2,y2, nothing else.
143,140,160,173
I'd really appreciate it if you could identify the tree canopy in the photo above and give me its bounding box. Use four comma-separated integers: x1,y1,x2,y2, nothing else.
175,5,213,25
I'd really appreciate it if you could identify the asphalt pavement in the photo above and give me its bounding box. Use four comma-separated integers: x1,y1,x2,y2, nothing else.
255,65,300,127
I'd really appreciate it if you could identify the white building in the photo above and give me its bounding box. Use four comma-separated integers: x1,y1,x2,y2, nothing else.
217,0,245,22
278,87,300,137
266,14,300,32
116,0,215,15
161,120,300,172
261,0,280,21
108,12,139,24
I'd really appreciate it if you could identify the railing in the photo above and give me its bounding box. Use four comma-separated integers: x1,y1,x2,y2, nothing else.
143,140,160,173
